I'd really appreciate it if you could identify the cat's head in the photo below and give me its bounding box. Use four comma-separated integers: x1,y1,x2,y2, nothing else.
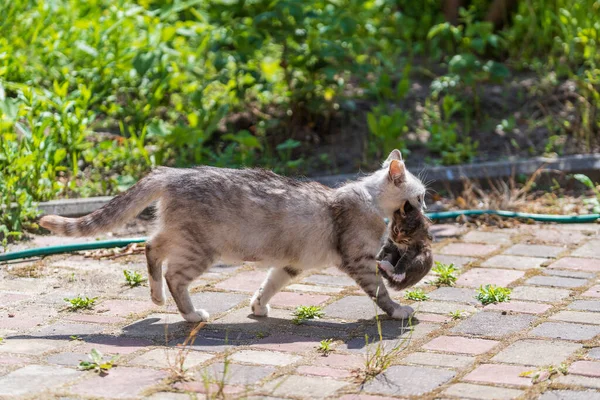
378,149,426,217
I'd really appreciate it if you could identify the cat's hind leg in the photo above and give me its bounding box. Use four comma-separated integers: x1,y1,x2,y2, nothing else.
145,235,167,306
165,251,214,323
251,266,300,317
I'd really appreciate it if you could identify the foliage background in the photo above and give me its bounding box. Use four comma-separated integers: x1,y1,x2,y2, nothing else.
1,0,599,240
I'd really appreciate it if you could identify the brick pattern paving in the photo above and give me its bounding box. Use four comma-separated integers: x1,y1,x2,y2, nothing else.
0,223,599,399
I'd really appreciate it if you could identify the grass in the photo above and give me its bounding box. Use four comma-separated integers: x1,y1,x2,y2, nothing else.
292,305,325,325
317,339,334,356
64,296,98,311
78,349,118,375
357,308,413,384
404,288,430,301
167,322,206,383
475,285,511,305
123,269,146,287
430,262,458,286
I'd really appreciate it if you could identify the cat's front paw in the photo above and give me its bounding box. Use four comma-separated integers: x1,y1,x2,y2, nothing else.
391,305,414,320
181,309,210,323
251,301,270,317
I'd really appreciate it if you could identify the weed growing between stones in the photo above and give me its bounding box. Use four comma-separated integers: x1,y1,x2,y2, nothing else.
429,262,458,287
449,310,469,320
64,295,97,311
317,339,334,356
79,348,118,375
475,284,511,305
123,269,147,287
404,289,430,301
520,363,568,383
292,305,325,325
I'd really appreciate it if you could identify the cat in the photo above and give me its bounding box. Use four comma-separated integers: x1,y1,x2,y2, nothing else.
376,201,433,291
40,149,426,323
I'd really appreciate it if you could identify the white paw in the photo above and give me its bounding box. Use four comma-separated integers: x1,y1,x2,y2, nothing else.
251,301,270,317
392,305,415,320
150,284,165,305
151,296,165,306
181,309,210,322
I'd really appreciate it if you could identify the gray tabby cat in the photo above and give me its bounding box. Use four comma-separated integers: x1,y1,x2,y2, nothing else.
40,150,426,322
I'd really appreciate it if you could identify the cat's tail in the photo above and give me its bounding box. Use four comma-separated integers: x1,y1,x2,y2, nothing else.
40,168,168,237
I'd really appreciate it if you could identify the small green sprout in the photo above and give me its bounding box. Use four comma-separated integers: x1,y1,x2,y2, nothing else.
449,310,468,320
64,296,98,311
123,270,146,287
430,262,458,286
318,339,334,355
475,284,511,305
520,363,568,383
70,335,83,341
404,288,429,301
79,348,118,374
292,305,324,325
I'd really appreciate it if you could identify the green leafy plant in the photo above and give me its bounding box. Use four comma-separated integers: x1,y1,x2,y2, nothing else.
573,174,600,213
430,262,458,286
64,296,98,311
79,349,118,374
317,339,334,356
475,285,511,305
404,288,429,301
123,270,146,288
292,305,324,325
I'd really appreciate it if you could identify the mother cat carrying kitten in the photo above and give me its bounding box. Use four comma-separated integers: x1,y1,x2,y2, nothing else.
40,150,427,323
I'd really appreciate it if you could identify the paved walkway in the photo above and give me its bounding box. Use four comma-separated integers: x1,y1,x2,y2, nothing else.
0,222,599,399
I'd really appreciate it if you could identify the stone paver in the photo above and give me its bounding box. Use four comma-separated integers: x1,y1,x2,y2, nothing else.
439,243,500,257
526,275,588,288
263,375,348,399
456,268,525,287
491,339,581,366
540,390,600,400
549,257,600,272
550,311,600,325
463,364,533,386
323,296,377,320
428,287,480,304
568,300,600,312
69,367,167,398
503,244,564,258
571,240,600,258
462,230,512,244
0,365,77,397
485,301,552,314
230,350,301,366
402,351,475,368
422,336,499,355
510,286,572,302
443,383,524,399
569,361,600,377
3,221,600,399
583,285,600,298
482,254,547,270
452,312,536,338
364,365,455,396
530,322,600,340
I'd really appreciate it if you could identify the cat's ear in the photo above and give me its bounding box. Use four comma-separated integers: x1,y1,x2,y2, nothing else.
385,149,403,163
388,159,406,184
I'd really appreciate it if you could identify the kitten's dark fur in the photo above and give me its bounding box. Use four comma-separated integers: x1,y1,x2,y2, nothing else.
376,201,433,291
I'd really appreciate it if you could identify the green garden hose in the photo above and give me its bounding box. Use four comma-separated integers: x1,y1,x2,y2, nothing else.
0,210,598,262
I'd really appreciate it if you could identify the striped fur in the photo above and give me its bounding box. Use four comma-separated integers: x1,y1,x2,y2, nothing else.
40,150,426,322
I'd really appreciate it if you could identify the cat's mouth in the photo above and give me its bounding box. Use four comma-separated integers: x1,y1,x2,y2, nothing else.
377,261,406,286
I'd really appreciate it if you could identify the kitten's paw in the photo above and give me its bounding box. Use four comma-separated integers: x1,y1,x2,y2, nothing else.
392,305,415,320
251,301,270,317
181,309,210,323
151,296,165,306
